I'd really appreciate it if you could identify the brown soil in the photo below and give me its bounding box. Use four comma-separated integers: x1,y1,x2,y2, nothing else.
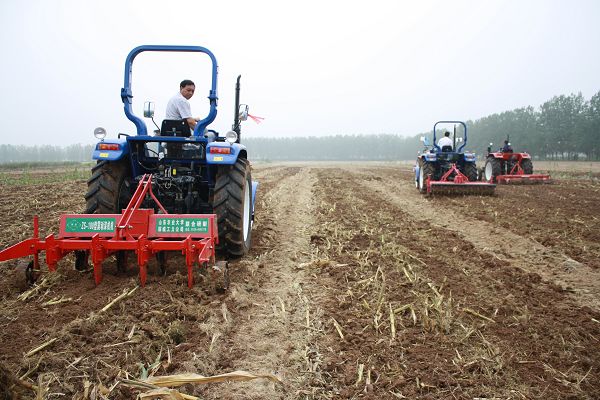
0,162,599,399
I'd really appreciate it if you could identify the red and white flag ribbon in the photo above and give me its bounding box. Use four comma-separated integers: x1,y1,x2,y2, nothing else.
248,114,265,124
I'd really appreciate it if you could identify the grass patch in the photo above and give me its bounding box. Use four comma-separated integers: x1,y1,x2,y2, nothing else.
0,164,91,185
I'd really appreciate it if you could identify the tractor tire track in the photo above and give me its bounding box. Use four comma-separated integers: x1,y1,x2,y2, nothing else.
206,166,324,399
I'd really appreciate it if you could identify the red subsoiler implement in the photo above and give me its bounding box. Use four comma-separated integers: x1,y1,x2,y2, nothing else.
0,175,227,289
484,152,551,184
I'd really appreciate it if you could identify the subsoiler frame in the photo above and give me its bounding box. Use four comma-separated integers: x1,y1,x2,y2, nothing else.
0,174,219,288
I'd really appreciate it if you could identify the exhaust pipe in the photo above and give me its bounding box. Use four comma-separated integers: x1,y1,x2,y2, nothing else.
233,75,241,142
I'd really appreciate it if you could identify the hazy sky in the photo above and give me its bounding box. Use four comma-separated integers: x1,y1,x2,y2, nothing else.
1,0,599,145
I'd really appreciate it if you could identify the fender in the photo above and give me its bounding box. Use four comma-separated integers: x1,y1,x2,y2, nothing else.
251,181,259,220
206,142,247,165
463,152,477,162
92,139,129,161
414,162,420,184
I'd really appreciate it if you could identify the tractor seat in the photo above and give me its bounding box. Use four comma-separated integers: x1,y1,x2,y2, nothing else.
161,119,191,137
441,145,453,152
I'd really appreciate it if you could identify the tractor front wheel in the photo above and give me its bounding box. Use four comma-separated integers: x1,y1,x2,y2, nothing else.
484,157,501,182
214,158,253,257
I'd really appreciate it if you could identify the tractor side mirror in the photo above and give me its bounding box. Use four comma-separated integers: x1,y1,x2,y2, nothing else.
144,102,155,118
420,136,430,146
238,104,249,121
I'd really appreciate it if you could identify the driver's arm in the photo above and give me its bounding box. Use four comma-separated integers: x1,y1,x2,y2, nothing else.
186,117,197,130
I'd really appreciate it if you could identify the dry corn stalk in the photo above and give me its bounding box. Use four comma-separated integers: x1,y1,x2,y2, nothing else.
463,308,495,323
331,318,345,340
25,338,57,357
100,286,138,313
139,388,192,400
389,303,396,339
145,370,282,387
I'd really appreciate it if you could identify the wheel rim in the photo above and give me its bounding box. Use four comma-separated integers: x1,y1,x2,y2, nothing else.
419,166,425,190
485,162,493,181
243,179,251,242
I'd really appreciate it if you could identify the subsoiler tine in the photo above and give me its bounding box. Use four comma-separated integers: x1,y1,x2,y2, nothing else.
430,183,495,196
91,234,103,286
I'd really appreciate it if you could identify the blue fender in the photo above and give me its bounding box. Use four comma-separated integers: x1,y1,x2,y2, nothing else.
92,139,129,161
414,161,420,185
463,152,477,162
206,142,246,165
251,181,259,222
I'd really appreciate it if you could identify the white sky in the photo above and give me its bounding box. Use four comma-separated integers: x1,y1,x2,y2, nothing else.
1,0,599,145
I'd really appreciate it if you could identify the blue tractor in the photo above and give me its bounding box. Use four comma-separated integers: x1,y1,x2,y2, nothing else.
86,45,258,257
414,121,495,195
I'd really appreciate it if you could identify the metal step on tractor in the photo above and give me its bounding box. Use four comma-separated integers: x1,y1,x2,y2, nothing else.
0,45,258,289
414,121,496,195
483,137,551,184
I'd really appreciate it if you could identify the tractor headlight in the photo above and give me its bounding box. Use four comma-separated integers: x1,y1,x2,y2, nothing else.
225,130,238,144
94,127,107,140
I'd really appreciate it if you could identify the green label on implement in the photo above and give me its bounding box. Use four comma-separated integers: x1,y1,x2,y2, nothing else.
65,217,116,233
155,217,209,234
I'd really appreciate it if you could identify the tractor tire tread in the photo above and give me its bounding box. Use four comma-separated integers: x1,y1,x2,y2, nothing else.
214,158,252,257
84,159,130,214
521,158,534,174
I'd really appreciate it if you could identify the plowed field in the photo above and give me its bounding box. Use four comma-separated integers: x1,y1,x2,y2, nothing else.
1,162,600,399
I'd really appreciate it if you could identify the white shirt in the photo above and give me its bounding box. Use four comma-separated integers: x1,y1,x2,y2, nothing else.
438,136,453,148
165,92,192,120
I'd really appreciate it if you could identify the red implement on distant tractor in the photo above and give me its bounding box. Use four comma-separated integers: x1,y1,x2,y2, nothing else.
483,150,551,184
0,175,228,289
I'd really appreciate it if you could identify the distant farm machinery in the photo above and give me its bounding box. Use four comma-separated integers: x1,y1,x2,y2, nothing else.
415,121,496,196
483,140,551,184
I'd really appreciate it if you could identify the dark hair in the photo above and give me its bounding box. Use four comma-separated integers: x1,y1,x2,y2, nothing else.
444,131,450,137
180,79,195,88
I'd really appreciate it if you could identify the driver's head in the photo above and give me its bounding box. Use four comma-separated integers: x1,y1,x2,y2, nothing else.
444,131,450,137
179,79,195,100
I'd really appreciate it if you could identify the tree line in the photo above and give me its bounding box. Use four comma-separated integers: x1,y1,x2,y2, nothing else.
464,91,600,161
1,90,598,163
0,144,95,164
246,90,600,161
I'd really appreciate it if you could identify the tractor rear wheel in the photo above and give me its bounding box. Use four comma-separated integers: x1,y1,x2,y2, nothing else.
463,163,478,182
84,159,131,214
214,158,253,257
484,157,501,182
418,159,434,194
521,158,534,174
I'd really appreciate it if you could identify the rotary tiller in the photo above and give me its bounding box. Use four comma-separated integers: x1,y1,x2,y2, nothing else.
427,163,496,195
484,151,551,184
